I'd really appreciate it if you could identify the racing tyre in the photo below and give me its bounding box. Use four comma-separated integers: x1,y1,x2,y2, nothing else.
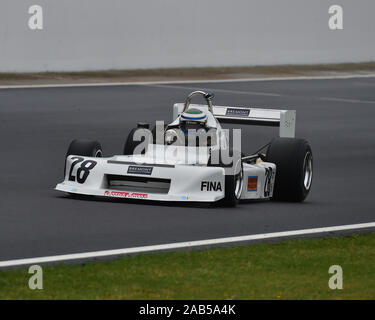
66,139,102,158
65,139,102,176
208,149,243,207
65,139,102,198
123,127,152,155
266,138,313,202
151,123,168,144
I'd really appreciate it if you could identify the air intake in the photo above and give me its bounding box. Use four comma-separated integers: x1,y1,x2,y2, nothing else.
106,175,171,194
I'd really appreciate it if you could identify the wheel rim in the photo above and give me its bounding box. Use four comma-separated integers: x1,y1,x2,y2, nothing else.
234,161,244,199
303,151,313,190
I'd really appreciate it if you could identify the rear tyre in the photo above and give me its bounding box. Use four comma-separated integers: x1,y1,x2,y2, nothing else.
123,127,153,155
151,124,168,144
266,138,313,202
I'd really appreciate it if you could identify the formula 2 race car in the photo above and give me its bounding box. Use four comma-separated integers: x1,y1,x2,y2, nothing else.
55,91,313,206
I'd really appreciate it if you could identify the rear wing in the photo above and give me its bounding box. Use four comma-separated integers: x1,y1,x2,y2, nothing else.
173,103,296,138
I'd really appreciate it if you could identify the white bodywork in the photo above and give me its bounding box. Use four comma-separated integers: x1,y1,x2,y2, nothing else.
55,151,276,202
56,101,294,203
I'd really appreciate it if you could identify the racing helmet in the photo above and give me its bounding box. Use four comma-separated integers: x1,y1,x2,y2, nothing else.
179,108,208,134
165,108,213,146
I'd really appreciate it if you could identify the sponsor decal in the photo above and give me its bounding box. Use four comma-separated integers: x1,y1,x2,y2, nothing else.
127,165,153,175
201,181,222,192
248,176,258,192
225,108,250,117
104,190,148,199
181,195,190,200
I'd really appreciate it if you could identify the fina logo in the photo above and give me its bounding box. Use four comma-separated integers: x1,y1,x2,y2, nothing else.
201,181,222,192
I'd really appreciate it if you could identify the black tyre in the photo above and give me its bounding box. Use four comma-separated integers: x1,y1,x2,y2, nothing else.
151,123,168,144
65,139,102,197
66,139,102,158
266,138,313,202
65,139,102,176
208,149,243,207
123,127,152,155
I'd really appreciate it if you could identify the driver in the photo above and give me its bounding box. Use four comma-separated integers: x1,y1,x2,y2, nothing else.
165,108,211,146
179,108,208,135
178,108,213,146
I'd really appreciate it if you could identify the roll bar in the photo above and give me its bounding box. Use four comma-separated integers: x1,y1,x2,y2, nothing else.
183,91,214,113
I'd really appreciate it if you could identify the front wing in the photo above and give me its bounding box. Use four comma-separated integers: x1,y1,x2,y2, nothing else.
56,155,226,202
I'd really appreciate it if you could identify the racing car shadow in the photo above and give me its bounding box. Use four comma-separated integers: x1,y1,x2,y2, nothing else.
56,193,217,209
56,193,308,209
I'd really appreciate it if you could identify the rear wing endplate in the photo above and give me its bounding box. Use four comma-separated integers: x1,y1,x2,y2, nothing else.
173,103,296,138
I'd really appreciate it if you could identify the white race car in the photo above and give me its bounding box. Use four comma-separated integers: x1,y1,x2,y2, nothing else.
56,91,313,206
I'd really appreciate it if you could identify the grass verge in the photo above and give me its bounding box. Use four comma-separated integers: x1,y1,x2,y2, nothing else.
0,232,374,299
0,62,374,84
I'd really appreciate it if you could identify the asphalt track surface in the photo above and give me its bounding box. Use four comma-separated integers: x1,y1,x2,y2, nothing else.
1,77,375,263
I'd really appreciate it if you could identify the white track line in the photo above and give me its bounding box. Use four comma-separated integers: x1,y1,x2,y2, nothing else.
1,222,374,268
146,83,282,97
0,73,375,90
149,83,375,104
318,96,375,105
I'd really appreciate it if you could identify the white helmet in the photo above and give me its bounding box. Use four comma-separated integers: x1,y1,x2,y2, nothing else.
179,108,208,134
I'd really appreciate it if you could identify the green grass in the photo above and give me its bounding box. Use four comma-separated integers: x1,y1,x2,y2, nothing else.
1,233,375,299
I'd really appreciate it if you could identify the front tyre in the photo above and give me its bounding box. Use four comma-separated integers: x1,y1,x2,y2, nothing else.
64,140,102,197
66,139,102,158
222,158,244,207
208,149,243,207
266,138,313,202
